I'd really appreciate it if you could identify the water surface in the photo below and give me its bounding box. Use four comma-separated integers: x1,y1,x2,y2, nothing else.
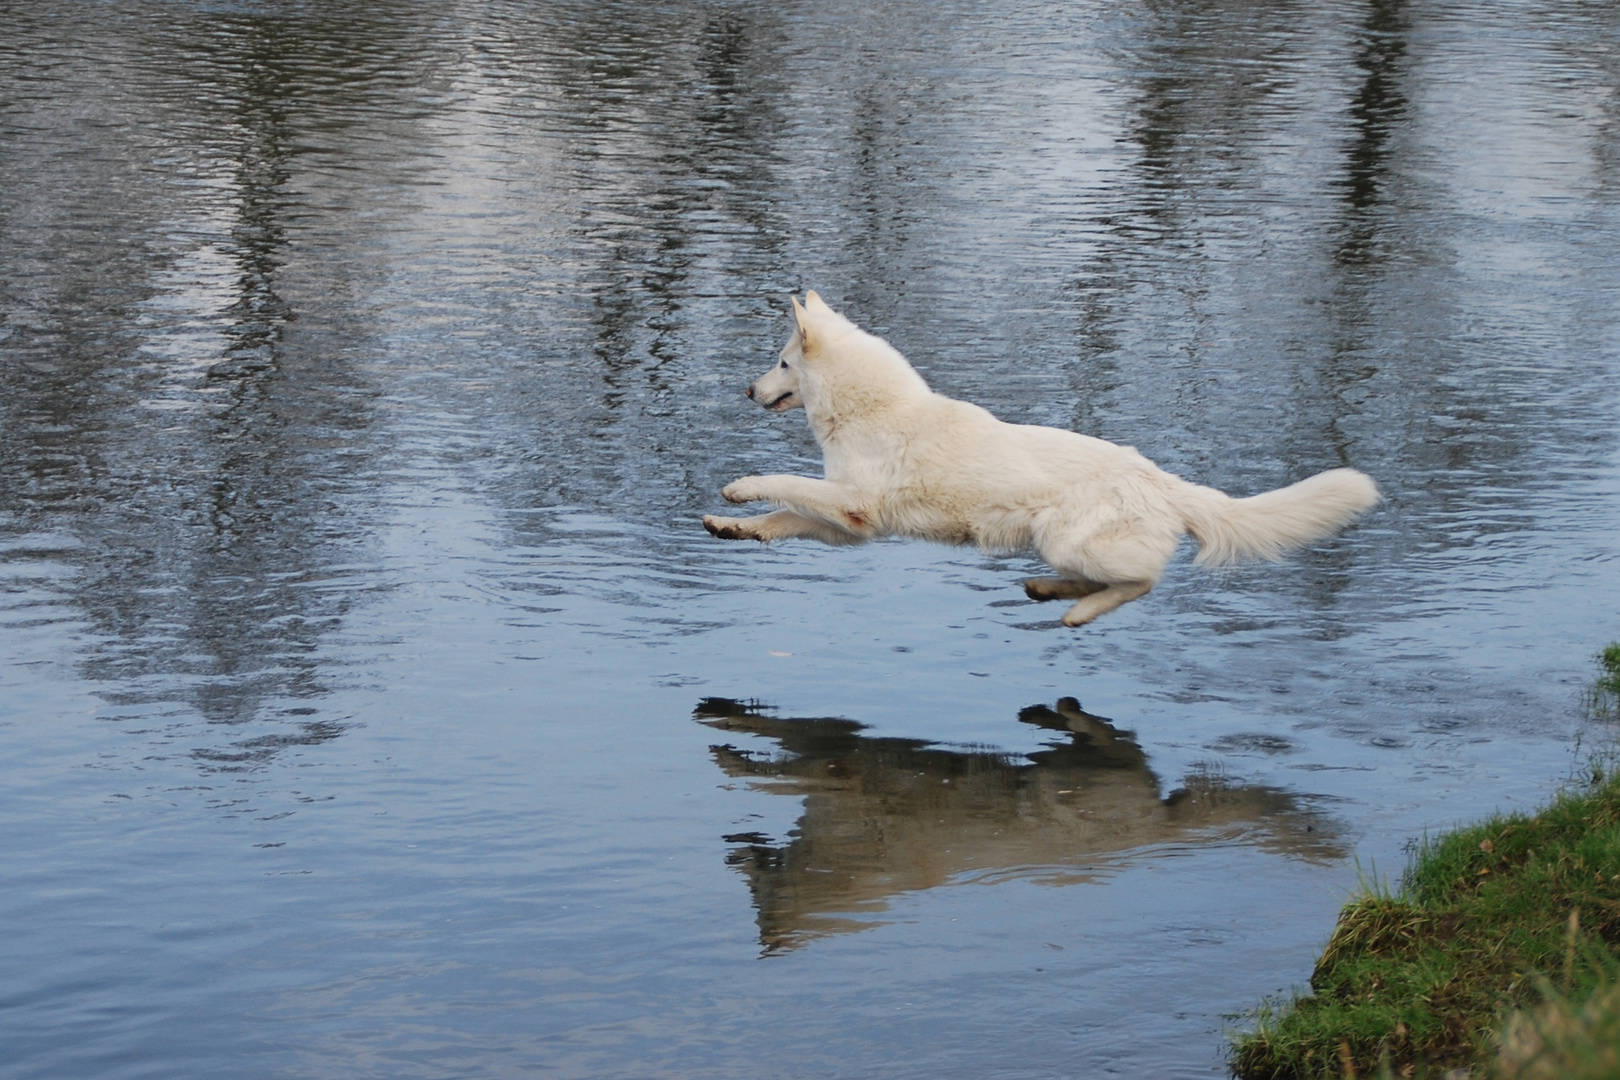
3,1,1618,1077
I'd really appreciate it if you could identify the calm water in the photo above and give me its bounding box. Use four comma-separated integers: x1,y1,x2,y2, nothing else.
3,1,1618,1076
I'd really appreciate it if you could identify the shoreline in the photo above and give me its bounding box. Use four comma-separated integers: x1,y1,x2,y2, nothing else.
1231,645,1620,1079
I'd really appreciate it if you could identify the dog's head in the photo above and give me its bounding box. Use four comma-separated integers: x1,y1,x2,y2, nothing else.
745,333,804,412
744,291,846,412
744,292,929,422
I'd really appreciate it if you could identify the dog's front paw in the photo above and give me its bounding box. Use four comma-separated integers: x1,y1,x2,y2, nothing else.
722,477,768,505
703,514,754,541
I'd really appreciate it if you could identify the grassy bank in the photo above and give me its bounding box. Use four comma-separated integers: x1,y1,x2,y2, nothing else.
1590,643,1620,720
1233,647,1620,1080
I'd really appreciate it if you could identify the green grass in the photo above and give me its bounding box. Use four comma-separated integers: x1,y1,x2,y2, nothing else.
1590,643,1620,719
1601,644,1620,693
1495,976,1620,1079
1232,759,1620,1078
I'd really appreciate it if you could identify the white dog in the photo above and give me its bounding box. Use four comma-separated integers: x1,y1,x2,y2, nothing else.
703,293,1380,627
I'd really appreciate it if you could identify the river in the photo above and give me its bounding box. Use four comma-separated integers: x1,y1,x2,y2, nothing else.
3,1,1618,1076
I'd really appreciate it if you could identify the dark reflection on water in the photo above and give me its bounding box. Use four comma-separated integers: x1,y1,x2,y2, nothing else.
701,697,1340,953
1338,0,1409,226
0,5,455,751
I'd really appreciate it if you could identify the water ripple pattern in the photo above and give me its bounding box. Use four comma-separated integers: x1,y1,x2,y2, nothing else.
2,2,1617,1078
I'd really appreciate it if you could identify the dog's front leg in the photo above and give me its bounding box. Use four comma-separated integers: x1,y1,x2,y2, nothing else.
702,509,867,546
721,475,876,537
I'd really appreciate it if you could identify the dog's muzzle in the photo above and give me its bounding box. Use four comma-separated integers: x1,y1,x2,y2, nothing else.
746,384,796,410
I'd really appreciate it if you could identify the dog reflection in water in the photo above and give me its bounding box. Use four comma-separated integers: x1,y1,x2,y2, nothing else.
698,696,1340,953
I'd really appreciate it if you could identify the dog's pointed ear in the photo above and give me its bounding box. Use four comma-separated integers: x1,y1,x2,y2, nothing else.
804,290,832,315
790,294,812,351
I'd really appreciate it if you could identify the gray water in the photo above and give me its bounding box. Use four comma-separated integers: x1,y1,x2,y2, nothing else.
3,1,1618,1077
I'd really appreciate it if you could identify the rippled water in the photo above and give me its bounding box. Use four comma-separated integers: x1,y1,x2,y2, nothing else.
3,1,1618,1076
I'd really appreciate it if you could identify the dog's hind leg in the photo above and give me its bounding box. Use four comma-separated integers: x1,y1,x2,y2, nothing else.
1060,581,1154,627
1023,577,1109,602
1033,500,1178,627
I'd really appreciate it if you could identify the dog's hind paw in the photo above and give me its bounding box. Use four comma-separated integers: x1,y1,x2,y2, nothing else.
1023,577,1109,602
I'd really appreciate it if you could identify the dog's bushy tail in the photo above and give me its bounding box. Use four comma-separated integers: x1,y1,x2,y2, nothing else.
1180,468,1380,567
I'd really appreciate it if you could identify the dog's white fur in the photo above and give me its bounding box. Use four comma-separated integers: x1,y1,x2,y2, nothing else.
703,292,1380,627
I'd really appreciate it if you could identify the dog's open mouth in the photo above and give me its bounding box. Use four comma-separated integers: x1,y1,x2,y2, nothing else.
763,392,797,411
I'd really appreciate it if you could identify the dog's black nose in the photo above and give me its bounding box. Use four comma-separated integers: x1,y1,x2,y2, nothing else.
745,385,755,399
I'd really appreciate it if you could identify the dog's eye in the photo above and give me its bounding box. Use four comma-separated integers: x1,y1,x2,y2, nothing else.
779,360,788,369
